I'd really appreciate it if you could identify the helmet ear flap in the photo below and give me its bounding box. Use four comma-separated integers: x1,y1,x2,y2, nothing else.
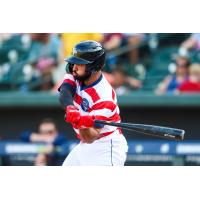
66,63,74,73
88,52,106,72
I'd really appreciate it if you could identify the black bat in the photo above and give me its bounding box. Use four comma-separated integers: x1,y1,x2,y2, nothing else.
94,120,185,140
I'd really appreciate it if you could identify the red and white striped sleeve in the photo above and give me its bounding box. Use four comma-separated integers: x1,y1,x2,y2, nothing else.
62,73,76,89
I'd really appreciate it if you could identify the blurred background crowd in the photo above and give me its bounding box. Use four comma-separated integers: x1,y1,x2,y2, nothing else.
1,33,200,166
1,33,200,95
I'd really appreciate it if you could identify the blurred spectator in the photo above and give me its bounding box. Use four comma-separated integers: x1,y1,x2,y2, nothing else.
177,63,200,93
179,33,200,64
102,33,123,69
102,33,123,51
21,118,67,166
123,33,146,65
104,67,142,95
181,33,200,51
28,33,61,63
0,33,12,46
119,33,147,80
155,53,190,95
23,33,61,91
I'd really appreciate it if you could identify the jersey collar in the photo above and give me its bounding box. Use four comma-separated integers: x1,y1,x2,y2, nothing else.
80,73,103,90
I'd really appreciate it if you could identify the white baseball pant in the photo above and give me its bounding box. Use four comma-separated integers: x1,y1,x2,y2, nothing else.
62,130,128,166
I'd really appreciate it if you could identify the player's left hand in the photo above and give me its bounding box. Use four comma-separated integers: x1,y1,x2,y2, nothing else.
65,105,81,124
65,106,94,128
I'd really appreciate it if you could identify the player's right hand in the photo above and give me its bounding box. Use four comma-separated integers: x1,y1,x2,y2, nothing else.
65,105,80,124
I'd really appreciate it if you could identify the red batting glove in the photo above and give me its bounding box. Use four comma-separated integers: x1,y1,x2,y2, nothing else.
65,105,80,124
65,106,95,129
73,115,95,129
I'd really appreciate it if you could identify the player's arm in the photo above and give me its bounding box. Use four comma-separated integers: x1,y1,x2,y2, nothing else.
58,74,77,109
65,100,118,143
59,83,75,109
65,106,104,143
79,128,101,144
155,75,172,95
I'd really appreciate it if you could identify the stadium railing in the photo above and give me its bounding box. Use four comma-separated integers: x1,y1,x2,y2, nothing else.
1,91,200,107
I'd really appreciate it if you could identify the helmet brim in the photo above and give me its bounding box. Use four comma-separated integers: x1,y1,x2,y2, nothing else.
65,56,92,65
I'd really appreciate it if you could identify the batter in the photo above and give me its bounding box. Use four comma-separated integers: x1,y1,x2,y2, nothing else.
59,40,128,166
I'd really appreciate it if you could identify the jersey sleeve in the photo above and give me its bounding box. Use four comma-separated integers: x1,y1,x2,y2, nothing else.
58,73,76,92
62,73,76,88
58,73,77,109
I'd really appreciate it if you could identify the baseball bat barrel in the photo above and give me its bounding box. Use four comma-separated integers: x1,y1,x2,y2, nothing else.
94,120,185,140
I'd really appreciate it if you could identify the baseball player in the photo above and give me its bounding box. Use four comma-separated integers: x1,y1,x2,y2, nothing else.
59,40,128,166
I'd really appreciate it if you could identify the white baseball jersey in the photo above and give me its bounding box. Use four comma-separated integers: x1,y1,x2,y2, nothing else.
62,73,121,139
62,72,128,166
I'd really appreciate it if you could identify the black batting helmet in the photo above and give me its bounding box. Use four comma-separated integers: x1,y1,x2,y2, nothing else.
65,40,106,75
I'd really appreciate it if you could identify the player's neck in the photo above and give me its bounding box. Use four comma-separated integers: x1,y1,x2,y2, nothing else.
84,71,102,86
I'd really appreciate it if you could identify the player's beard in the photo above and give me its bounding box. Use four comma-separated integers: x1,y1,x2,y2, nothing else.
73,71,91,82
